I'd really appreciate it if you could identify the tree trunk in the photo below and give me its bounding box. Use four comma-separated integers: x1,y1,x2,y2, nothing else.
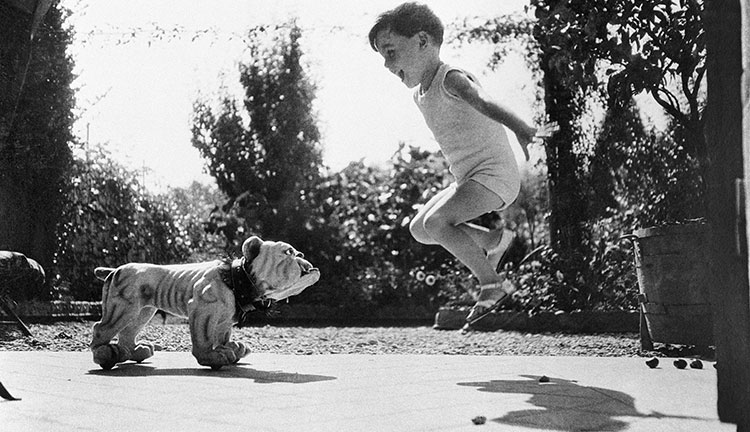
0,1,56,297
540,52,587,258
0,176,53,291
704,0,750,428
0,2,31,143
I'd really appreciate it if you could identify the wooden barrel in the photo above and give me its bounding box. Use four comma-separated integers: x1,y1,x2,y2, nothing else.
632,223,714,347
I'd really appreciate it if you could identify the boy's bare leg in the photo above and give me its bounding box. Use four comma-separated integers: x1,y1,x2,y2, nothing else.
411,184,508,258
409,185,455,246
418,181,505,285
459,223,503,251
460,224,514,266
485,228,515,271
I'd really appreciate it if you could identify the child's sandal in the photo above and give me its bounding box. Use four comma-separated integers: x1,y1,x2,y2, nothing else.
465,279,517,325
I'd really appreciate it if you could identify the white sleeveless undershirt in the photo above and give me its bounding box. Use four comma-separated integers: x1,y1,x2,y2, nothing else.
414,63,520,209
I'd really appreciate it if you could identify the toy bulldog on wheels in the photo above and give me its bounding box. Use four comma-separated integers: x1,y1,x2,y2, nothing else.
89,236,320,370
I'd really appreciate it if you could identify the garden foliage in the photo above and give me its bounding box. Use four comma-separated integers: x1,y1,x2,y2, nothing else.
55,145,195,300
0,1,75,291
18,5,707,317
446,0,707,313
192,20,323,251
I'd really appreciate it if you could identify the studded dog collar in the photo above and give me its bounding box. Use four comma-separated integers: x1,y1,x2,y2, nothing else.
226,257,273,326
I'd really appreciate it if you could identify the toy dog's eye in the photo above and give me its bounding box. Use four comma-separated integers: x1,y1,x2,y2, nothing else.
285,248,295,256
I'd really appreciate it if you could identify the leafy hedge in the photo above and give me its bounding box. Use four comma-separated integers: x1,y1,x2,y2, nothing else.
55,145,193,300
300,145,465,310
49,141,640,314
51,116,703,316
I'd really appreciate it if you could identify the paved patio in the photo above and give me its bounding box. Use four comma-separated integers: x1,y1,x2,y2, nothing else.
0,351,733,431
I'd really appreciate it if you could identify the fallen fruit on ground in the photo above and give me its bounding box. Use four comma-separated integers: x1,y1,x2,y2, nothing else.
472,416,486,425
646,357,659,368
674,359,687,369
690,359,703,369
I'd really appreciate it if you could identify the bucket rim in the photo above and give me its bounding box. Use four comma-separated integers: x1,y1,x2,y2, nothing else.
633,222,709,238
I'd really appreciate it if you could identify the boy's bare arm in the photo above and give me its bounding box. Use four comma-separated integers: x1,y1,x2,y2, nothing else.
445,70,551,160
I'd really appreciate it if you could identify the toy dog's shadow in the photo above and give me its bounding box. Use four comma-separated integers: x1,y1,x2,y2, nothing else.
88,361,336,384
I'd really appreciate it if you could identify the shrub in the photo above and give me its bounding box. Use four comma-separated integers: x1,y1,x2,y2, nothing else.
507,230,638,314
160,181,228,263
292,144,460,310
55,145,191,300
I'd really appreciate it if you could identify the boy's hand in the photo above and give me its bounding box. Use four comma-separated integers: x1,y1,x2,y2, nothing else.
517,121,559,161
534,121,559,139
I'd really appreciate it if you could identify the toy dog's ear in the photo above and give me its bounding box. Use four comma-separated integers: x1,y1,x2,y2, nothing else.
94,267,115,281
242,236,263,263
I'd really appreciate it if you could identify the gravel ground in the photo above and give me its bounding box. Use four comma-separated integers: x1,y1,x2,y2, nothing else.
0,321,648,357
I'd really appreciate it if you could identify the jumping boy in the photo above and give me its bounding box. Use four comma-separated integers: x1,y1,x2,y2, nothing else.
368,2,557,328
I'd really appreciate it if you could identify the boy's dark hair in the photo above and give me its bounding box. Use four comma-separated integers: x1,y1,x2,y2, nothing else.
368,2,444,51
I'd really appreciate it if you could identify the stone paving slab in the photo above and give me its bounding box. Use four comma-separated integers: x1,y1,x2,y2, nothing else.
0,351,734,432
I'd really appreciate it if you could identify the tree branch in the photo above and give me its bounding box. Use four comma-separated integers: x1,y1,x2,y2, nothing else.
652,87,689,125
681,69,700,123
691,66,706,100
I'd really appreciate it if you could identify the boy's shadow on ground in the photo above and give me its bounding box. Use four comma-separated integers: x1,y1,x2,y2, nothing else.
88,361,336,384
458,375,706,431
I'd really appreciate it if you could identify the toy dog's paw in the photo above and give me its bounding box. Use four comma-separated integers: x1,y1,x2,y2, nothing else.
227,341,249,362
131,342,155,363
93,344,130,370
